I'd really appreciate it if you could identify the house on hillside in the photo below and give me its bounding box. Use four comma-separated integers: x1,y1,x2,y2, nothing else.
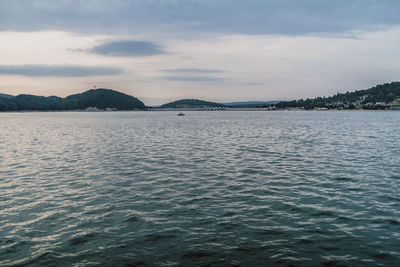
389,101,400,110
374,101,388,109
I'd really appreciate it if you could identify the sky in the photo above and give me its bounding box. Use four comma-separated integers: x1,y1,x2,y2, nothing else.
1,0,400,105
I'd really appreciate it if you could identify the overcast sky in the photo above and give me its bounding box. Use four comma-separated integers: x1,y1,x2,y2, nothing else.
1,0,400,105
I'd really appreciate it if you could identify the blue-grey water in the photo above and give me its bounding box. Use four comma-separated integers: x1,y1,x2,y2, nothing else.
0,111,399,266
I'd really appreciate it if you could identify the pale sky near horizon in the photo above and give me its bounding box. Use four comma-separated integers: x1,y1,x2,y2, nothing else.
1,0,400,105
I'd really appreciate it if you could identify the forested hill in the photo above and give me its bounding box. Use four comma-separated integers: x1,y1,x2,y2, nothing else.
276,82,400,109
0,89,145,111
161,99,226,108
0,93,14,98
222,100,281,108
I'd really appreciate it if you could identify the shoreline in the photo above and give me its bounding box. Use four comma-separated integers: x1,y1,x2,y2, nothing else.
1,108,399,113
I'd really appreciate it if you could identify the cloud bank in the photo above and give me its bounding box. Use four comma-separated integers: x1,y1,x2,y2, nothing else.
90,40,165,57
163,68,225,73
161,76,227,83
1,0,399,36
0,65,123,77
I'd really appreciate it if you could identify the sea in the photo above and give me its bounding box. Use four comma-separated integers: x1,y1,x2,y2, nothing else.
0,111,399,266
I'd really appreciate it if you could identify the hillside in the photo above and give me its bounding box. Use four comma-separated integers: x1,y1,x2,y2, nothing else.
161,99,226,108
0,89,145,111
0,93,14,98
276,82,400,109
65,89,145,110
223,100,281,108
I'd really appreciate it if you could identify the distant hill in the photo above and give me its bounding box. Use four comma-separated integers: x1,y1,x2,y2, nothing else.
0,88,145,111
276,82,400,109
65,89,145,110
161,99,226,108
222,100,281,107
0,93,14,98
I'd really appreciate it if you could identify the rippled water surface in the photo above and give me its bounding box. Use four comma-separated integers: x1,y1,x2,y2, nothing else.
0,111,399,266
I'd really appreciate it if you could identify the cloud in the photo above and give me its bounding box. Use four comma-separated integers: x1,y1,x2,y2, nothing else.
161,76,227,83
163,68,225,73
160,75,265,86
90,40,165,56
1,0,400,36
0,65,123,77
234,81,264,86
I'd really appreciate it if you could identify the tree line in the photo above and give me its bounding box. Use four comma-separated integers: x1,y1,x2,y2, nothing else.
0,89,145,111
276,82,400,109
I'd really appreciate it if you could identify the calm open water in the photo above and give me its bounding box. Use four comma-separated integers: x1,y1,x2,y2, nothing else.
0,111,399,266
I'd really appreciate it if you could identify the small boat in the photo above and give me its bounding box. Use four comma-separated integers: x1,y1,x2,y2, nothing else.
177,112,185,116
